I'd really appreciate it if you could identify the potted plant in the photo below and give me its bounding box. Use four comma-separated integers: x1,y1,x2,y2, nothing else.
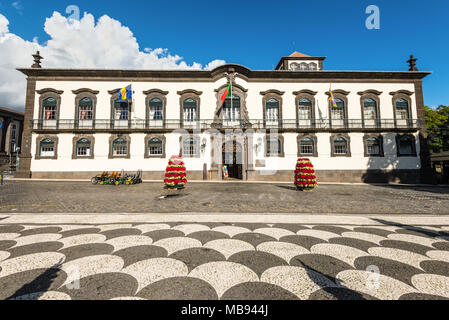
164,156,187,190
295,158,317,192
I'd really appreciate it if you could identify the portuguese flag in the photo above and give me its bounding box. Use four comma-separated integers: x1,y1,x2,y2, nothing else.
220,83,232,105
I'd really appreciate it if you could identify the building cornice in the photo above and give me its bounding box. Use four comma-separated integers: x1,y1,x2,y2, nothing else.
16,64,432,81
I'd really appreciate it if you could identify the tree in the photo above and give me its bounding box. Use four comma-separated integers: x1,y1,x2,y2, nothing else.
164,156,187,189
295,158,317,192
425,105,449,152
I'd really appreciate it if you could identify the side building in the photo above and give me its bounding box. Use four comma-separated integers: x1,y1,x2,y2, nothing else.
15,51,432,183
0,106,24,171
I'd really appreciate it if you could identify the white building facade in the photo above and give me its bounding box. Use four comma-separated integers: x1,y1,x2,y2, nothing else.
16,52,432,183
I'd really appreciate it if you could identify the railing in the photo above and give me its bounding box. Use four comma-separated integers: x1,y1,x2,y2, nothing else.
31,119,421,131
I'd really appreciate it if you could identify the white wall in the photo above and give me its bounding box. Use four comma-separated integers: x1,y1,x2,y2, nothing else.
31,77,421,173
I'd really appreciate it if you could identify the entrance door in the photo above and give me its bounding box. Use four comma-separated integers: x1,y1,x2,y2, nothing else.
222,141,243,180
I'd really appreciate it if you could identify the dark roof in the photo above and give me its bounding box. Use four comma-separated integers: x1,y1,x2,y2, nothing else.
17,64,432,81
0,106,24,118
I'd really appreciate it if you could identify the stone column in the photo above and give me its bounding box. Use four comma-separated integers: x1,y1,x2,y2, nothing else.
15,77,36,178
414,79,435,184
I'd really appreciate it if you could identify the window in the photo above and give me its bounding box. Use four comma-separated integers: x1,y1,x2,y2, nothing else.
40,138,55,157
183,98,198,122
398,135,415,156
114,100,129,120
42,98,57,120
265,98,280,122
331,98,345,120
76,138,91,157
290,63,299,71
78,97,94,120
11,124,17,141
183,138,198,156
395,98,410,120
300,137,315,155
299,63,308,71
148,138,163,156
298,98,312,120
267,138,282,156
309,63,317,71
149,98,164,121
363,98,378,120
223,95,241,121
113,138,128,156
333,137,348,155
366,137,381,156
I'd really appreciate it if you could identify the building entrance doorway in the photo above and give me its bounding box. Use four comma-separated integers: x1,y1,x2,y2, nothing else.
222,140,243,180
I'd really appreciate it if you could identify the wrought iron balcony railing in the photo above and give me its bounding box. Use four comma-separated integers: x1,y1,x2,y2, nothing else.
31,118,421,131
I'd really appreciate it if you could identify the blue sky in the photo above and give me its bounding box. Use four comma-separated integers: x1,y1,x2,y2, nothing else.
0,0,448,108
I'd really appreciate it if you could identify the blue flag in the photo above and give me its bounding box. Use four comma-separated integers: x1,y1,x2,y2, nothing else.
117,85,132,101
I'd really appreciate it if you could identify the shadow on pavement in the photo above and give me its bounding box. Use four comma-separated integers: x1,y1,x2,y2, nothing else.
372,218,449,238
7,261,63,300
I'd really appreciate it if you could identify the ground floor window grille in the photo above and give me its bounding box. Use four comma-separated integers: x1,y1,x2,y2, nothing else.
40,138,55,157
300,137,315,155
366,137,381,156
183,138,198,157
267,138,282,156
76,138,91,157
113,138,128,156
333,137,348,155
398,135,415,155
148,138,163,156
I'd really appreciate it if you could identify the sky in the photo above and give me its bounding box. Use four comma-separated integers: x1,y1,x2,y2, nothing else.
0,0,448,112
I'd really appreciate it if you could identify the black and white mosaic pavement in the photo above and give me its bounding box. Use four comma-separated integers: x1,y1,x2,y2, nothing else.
1,221,449,300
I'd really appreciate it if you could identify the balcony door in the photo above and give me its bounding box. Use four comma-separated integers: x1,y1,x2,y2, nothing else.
222,95,241,128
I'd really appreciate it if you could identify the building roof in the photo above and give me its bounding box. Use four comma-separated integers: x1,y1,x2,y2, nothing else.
16,64,432,81
289,51,311,58
0,106,24,118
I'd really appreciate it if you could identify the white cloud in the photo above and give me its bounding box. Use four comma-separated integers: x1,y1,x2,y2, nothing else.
0,11,226,111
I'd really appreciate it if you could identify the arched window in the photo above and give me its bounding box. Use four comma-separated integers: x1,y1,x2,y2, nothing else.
223,95,241,121
148,138,163,156
397,135,415,156
363,98,378,120
333,137,348,155
298,98,312,120
309,63,317,71
149,98,163,121
299,63,308,71
267,137,282,156
265,98,280,122
366,137,381,156
183,138,198,157
40,138,55,157
331,98,345,120
112,138,128,156
183,98,198,122
76,138,92,157
78,97,93,120
290,63,300,71
395,98,410,120
300,137,315,155
42,97,58,120
114,100,129,120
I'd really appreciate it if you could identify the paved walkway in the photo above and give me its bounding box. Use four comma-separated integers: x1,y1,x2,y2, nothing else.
0,214,449,300
1,181,449,214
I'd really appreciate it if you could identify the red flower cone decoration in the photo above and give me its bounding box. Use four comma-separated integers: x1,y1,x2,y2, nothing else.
295,158,317,191
164,156,187,189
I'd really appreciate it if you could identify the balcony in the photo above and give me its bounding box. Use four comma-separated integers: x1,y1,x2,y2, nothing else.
31,119,422,132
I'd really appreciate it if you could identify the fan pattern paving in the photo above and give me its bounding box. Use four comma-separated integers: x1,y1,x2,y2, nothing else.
1,222,449,300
